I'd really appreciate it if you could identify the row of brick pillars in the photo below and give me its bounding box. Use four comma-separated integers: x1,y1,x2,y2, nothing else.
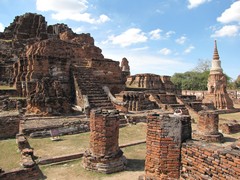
83,108,224,179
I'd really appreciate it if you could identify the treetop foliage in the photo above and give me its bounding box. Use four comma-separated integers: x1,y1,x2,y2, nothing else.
171,59,238,90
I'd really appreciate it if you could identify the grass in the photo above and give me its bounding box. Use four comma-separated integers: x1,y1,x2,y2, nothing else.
0,39,12,43
0,85,16,90
0,139,21,170
39,143,146,180
9,97,26,100
119,123,146,145
29,123,147,159
29,132,90,159
219,103,240,121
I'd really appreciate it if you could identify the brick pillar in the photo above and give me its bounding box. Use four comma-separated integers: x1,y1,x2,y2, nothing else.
140,114,187,180
193,111,224,142
82,109,126,174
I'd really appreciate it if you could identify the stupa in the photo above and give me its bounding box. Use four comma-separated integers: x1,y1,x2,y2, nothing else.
202,40,233,109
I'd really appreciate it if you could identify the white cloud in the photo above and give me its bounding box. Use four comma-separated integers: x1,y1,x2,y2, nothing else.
131,46,149,51
165,31,175,38
149,29,162,40
211,25,240,37
176,36,187,44
187,0,211,9
184,45,195,54
73,27,83,34
159,48,172,55
108,28,148,47
101,48,192,76
217,1,240,24
36,0,110,24
0,22,4,32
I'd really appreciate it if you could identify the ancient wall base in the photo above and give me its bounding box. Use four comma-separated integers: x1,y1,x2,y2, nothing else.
0,115,20,139
82,149,126,174
181,140,240,179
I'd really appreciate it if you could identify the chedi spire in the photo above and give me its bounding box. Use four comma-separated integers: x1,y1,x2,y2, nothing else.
210,40,223,74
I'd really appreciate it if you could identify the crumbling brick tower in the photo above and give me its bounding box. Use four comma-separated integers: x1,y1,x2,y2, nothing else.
202,40,233,109
82,109,126,174
140,114,191,180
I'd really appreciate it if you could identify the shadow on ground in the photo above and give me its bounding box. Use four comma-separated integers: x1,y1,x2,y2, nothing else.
125,159,145,171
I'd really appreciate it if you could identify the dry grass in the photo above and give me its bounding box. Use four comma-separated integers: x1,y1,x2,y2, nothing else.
0,139,21,170
29,123,147,159
29,132,90,159
39,144,146,180
0,85,16,90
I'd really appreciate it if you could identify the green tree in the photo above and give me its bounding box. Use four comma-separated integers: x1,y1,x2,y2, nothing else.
171,71,209,90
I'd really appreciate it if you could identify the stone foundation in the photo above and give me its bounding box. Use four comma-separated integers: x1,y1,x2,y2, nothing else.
82,109,126,174
220,122,240,134
0,166,41,180
193,111,224,143
0,115,20,139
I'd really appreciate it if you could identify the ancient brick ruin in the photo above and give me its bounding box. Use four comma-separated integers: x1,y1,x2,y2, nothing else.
1,13,240,180
202,40,234,109
82,109,126,173
193,111,224,142
0,13,127,115
140,114,192,179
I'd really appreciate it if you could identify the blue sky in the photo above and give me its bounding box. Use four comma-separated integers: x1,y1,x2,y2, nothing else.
0,0,239,79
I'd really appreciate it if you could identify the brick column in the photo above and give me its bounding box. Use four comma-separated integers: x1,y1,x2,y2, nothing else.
140,114,188,179
193,111,223,142
82,109,126,174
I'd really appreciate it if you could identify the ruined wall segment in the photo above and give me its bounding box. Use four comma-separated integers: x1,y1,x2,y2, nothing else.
181,140,240,179
3,13,48,40
0,115,20,139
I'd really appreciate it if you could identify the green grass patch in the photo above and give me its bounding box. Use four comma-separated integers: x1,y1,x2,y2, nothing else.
0,139,21,170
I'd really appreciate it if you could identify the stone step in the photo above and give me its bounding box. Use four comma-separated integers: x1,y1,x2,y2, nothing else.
83,90,105,94
87,94,107,98
89,99,110,103
88,96,108,100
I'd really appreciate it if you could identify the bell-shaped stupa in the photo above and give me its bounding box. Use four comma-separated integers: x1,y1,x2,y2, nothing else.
202,40,233,109
210,40,223,74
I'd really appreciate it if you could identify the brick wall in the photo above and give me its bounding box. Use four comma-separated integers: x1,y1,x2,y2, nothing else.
220,123,240,134
0,115,20,139
181,140,240,180
0,166,41,180
142,114,191,179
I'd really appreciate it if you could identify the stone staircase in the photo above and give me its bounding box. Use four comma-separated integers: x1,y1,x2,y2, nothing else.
73,66,114,110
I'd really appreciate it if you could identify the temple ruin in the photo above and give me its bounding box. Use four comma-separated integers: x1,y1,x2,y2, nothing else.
0,13,240,180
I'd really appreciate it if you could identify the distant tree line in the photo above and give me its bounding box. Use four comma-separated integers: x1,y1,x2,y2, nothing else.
171,59,239,91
